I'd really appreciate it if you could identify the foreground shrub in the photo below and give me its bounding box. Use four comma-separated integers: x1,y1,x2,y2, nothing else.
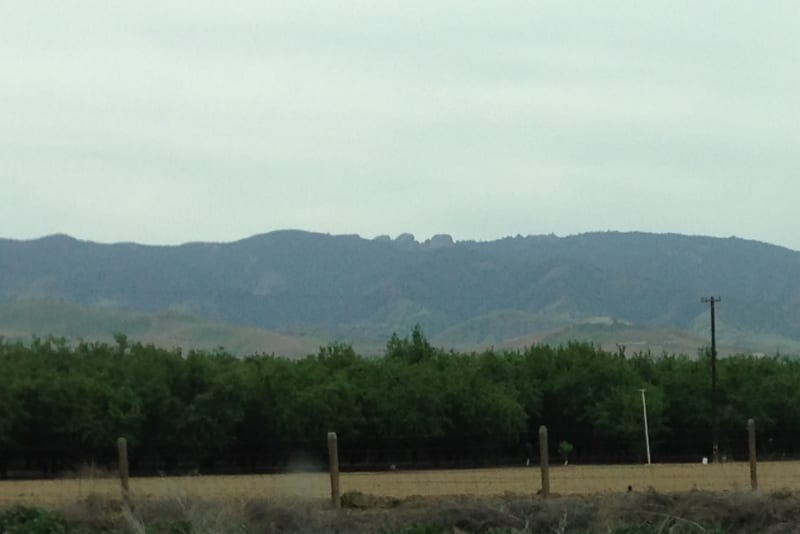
0,506,87,534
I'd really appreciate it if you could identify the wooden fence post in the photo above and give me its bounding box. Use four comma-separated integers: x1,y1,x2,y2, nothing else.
327,432,340,508
117,437,131,506
539,425,550,498
747,418,757,491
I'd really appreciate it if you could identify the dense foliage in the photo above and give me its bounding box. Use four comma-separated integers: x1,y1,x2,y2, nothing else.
1,329,798,476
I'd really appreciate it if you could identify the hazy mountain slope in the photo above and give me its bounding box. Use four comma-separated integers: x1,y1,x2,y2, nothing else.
0,299,321,357
2,230,800,354
496,320,800,358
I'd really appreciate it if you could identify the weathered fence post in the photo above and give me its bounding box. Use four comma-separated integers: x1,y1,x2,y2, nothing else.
539,425,550,498
327,432,340,508
117,437,131,506
747,418,758,491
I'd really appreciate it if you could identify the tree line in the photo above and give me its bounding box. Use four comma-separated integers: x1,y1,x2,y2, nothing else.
1,328,798,476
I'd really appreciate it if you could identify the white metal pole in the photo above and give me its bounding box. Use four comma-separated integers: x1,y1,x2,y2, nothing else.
640,389,652,465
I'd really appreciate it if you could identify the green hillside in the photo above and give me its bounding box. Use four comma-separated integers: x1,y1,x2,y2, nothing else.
498,319,800,357
2,299,798,358
0,299,321,357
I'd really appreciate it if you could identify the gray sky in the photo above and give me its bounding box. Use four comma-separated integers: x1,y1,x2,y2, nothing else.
2,2,799,249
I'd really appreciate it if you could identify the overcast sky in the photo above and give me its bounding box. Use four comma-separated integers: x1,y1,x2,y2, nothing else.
2,2,799,249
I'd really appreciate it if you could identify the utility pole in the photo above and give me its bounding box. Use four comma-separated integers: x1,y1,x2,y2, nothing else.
639,389,652,465
701,296,721,463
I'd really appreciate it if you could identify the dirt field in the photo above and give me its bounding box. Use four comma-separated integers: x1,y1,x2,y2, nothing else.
1,461,798,507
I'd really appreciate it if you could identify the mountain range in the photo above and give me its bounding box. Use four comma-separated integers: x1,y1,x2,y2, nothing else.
2,230,799,356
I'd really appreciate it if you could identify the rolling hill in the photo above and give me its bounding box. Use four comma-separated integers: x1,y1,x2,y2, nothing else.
0,299,322,357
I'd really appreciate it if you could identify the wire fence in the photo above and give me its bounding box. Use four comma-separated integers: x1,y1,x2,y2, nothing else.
3,423,800,508
3,428,800,476
3,461,800,508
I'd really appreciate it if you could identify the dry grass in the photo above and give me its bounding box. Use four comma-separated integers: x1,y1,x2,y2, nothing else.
2,461,800,508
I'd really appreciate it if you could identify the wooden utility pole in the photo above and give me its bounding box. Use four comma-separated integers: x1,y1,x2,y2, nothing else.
702,296,721,463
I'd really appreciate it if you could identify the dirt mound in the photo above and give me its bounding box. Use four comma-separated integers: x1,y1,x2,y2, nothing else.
612,488,800,533
341,490,401,509
52,489,800,533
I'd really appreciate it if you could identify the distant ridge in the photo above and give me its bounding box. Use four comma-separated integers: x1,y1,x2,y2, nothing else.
2,230,800,356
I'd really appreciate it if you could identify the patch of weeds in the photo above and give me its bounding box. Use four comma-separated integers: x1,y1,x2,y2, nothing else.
609,526,729,534
0,506,89,534
146,518,194,534
609,527,664,534
383,525,445,534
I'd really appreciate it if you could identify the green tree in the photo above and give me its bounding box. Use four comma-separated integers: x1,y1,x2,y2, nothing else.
558,441,574,465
